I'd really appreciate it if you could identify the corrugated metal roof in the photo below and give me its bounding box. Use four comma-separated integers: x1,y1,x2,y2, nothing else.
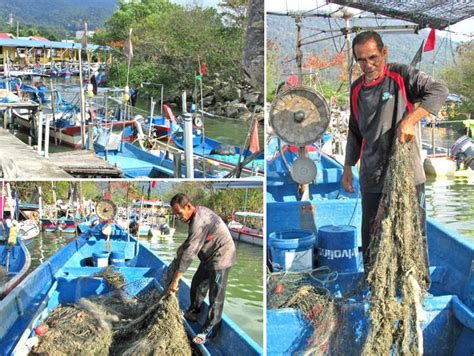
0,38,105,51
329,0,474,30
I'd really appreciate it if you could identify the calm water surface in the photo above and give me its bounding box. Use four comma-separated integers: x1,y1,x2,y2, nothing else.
26,224,264,346
421,126,474,243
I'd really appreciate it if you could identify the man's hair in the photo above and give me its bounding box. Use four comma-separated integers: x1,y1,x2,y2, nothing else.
170,193,191,208
352,31,384,58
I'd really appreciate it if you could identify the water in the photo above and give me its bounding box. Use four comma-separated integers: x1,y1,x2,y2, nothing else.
25,224,263,346
11,76,260,152
421,126,474,243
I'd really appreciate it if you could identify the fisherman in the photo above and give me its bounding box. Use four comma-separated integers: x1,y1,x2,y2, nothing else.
341,31,449,270
167,193,236,345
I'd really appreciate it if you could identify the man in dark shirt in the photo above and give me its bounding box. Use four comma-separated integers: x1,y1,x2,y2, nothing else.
167,193,236,344
342,31,449,268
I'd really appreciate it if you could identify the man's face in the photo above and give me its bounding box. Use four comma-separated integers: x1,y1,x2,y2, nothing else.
171,203,193,223
354,38,387,83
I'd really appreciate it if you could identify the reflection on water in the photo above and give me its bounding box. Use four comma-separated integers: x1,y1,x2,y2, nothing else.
421,126,474,244
425,176,474,243
26,224,263,346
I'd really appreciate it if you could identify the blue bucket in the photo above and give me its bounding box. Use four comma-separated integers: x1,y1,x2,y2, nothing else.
93,251,110,268
269,230,316,272
110,251,126,267
317,225,360,272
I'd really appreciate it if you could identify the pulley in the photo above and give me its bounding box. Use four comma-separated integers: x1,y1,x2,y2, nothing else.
96,199,118,220
269,87,330,146
290,157,317,184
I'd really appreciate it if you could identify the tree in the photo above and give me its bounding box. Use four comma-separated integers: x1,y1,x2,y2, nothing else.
441,41,474,118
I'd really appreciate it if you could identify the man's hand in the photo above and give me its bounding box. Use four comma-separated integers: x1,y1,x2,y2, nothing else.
397,107,430,144
397,118,416,144
342,166,355,193
167,271,183,295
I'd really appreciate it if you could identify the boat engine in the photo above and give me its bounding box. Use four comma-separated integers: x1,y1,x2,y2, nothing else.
450,135,474,170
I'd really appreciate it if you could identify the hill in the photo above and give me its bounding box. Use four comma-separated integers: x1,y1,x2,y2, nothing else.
0,0,118,34
267,14,458,83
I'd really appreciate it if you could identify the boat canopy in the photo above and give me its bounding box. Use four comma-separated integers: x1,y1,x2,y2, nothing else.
329,0,474,30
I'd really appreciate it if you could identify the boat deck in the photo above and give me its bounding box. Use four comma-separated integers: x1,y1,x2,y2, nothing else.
0,128,71,178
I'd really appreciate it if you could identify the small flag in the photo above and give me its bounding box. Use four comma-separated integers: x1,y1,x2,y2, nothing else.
124,28,133,61
249,119,260,153
410,40,424,67
151,181,157,188
423,28,436,52
200,63,207,75
195,74,203,81
285,74,298,89
81,22,88,50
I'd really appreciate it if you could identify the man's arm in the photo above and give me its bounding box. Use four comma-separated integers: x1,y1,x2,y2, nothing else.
167,271,183,294
343,108,363,193
399,64,449,143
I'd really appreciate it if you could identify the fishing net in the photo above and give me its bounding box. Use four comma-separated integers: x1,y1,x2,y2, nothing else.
267,141,429,355
363,140,429,355
33,260,192,356
267,268,347,355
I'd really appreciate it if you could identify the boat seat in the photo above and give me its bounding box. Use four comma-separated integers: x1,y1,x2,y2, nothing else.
320,168,342,184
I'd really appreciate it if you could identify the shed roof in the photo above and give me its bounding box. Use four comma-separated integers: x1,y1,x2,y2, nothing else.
0,38,105,51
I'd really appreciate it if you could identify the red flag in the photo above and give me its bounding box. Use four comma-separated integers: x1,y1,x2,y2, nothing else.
423,28,436,52
151,181,157,188
249,119,260,153
285,74,298,88
200,63,207,75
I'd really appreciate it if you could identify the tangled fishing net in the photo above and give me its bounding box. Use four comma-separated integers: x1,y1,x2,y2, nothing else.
33,260,192,356
267,141,429,355
267,267,345,354
363,140,429,355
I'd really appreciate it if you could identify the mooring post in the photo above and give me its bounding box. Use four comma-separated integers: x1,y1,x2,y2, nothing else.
37,111,43,155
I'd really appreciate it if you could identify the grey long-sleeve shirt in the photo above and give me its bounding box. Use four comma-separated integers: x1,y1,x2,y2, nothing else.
178,206,236,273
345,63,449,193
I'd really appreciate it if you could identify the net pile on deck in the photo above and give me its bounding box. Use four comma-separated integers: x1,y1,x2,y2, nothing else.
363,140,429,355
33,260,192,356
267,267,348,354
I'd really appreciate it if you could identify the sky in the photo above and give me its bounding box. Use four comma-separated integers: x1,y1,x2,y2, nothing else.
266,0,474,41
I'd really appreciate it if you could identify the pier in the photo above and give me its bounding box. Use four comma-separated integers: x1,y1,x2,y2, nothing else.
50,150,123,177
0,127,71,178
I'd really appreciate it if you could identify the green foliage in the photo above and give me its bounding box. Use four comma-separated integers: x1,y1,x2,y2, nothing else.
266,40,281,103
441,41,474,118
97,0,245,98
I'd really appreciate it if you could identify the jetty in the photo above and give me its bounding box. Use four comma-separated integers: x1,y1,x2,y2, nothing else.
0,128,71,178
0,128,122,178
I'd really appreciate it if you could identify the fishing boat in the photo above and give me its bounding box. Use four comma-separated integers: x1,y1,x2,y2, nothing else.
228,212,263,246
0,221,262,355
266,143,474,355
40,216,77,234
0,228,31,299
17,220,40,241
95,138,229,178
171,130,264,175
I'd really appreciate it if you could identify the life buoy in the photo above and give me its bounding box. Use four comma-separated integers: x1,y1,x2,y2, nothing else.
163,104,176,122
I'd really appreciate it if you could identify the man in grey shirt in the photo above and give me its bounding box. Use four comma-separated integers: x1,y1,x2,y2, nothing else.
342,31,448,272
167,193,236,344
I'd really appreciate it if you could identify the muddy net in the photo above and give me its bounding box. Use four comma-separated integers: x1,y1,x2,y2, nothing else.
267,141,429,355
363,140,429,355
32,259,193,356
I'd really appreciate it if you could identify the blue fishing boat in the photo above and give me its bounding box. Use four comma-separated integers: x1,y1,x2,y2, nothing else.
95,137,229,178
266,144,474,355
0,226,31,299
171,131,264,175
0,222,262,355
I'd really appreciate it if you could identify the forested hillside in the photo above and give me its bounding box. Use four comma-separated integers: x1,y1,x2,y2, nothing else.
0,0,118,35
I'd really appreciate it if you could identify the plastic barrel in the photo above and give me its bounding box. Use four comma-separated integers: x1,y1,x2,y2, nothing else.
317,225,359,272
110,251,126,267
268,230,316,272
93,251,110,268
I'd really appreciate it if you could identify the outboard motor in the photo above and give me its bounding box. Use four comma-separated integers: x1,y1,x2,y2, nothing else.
159,222,170,235
450,135,474,170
